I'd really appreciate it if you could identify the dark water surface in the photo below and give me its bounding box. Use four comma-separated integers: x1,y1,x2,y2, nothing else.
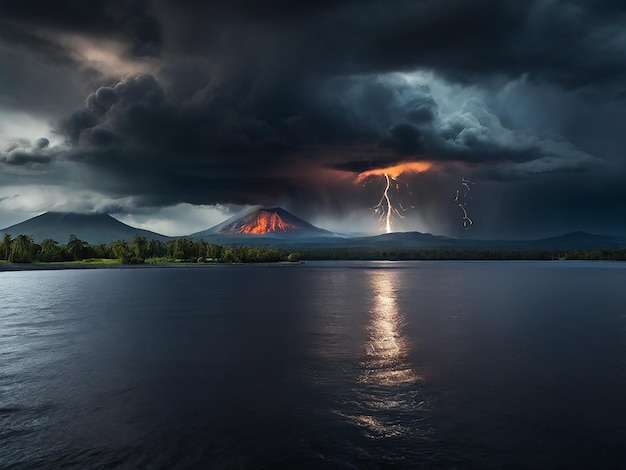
1,261,626,469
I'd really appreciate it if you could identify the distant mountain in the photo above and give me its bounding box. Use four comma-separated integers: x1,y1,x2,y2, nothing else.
191,223,626,250
524,231,626,250
1,212,169,245
344,231,457,248
330,230,626,250
338,232,626,250
190,207,335,239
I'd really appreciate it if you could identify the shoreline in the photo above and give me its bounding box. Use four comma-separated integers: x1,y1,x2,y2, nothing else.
1,259,624,272
0,261,306,271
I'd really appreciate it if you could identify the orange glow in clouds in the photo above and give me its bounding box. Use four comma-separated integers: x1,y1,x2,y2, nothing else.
355,161,433,183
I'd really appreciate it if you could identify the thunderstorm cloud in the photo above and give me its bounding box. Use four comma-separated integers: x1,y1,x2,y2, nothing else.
1,0,625,237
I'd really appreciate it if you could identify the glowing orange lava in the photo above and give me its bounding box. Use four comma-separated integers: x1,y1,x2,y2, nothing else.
355,161,433,183
234,212,299,234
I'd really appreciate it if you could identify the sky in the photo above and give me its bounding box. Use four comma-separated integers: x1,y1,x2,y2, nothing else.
1,0,626,238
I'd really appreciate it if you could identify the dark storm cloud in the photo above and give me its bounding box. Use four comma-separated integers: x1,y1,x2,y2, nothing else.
55,73,316,205
2,0,626,235
0,139,57,167
2,0,607,181
157,0,626,88
35,138,50,149
0,26,83,115
0,0,161,115
0,0,161,57
0,23,77,66
2,151,52,166
320,78,598,179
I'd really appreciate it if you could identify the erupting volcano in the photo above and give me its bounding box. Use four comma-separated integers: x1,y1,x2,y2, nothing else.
230,209,299,234
201,208,333,237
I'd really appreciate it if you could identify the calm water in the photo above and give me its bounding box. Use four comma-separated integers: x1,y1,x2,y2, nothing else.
1,261,626,469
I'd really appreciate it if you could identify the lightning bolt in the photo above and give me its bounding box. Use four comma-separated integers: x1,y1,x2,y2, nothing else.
354,161,433,233
461,177,474,197
374,173,393,233
456,177,476,229
459,203,473,228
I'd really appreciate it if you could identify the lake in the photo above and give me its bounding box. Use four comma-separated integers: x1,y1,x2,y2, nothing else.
1,261,625,468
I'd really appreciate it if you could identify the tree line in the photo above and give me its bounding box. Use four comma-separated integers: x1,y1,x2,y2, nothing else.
0,234,301,264
1,233,625,264
298,247,626,261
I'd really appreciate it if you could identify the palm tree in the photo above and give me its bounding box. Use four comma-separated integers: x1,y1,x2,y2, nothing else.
1,233,12,260
39,239,62,262
132,235,148,260
111,240,131,263
66,235,86,261
148,239,166,258
9,234,34,263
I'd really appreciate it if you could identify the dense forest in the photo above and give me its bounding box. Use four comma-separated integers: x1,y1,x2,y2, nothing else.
1,233,625,264
0,234,298,264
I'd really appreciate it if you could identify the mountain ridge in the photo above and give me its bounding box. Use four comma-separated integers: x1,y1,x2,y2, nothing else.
2,210,625,250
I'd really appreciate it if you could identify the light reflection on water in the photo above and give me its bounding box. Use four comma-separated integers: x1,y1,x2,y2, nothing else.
342,268,423,439
360,269,417,386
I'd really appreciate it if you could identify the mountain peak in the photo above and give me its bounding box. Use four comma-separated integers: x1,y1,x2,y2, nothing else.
1,211,168,244
194,207,332,238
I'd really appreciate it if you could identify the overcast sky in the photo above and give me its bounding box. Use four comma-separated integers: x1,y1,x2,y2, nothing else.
1,0,625,238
